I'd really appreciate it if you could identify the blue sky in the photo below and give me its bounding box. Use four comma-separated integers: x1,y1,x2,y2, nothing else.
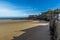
0,0,60,17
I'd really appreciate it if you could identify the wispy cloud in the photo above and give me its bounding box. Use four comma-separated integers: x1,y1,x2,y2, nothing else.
0,1,38,17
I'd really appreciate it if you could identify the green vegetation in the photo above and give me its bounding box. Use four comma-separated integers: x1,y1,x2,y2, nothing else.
28,9,60,21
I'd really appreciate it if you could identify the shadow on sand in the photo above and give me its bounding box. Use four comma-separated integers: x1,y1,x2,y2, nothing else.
12,25,50,40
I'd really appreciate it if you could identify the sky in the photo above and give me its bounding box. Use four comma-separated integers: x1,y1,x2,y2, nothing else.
0,0,60,18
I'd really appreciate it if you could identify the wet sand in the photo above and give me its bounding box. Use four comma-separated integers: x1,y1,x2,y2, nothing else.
13,25,50,40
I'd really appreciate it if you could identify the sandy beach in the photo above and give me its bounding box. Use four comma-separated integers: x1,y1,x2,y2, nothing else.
0,20,48,40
